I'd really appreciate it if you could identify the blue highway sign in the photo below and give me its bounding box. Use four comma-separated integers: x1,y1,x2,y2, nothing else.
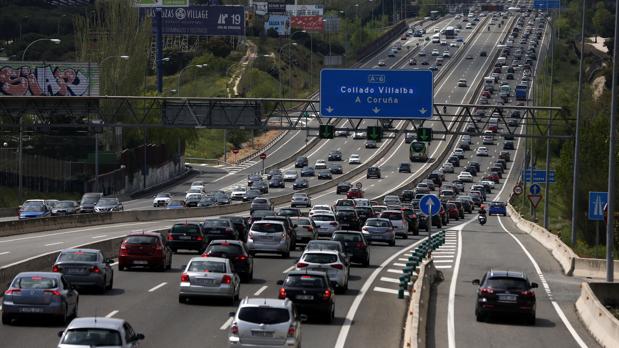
319,69,434,119
588,191,608,221
529,184,541,195
533,0,561,9
521,168,556,183
419,194,441,216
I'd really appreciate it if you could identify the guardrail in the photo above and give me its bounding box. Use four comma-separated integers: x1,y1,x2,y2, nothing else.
403,258,440,348
398,230,446,298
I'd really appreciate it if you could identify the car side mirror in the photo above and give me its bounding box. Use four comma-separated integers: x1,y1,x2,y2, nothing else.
472,279,480,285
58,330,64,337
136,333,145,340
276,280,284,285
299,314,308,322
530,282,538,289
229,311,236,317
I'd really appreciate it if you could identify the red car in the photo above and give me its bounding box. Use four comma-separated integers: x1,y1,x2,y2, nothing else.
346,188,364,199
119,232,172,271
481,90,492,98
446,203,460,220
484,173,500,184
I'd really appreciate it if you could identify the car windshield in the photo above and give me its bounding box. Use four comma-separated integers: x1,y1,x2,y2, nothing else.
491,202,505,207
278,209,298,216
285,171,297,175
366,219,391,227
252,223,284,233
14,276,58,289
22,204,45,212
125,236,158,245
204,220,230,228
303,253,338,264
306,241,340,251
252,210,272,218
171,224,201,235
206,244,243,257
58,251,98,262
333,233,363,242
156,193,170,198
188,260,226,273
285,274,326,288
253,199,267,204
61,328,122,346
313,215,335,222
294,218,311,226
238,307,290,325
81,196,99,204
380,212,402,220
97,198,117,205
485,277,528,290
56,201,75,208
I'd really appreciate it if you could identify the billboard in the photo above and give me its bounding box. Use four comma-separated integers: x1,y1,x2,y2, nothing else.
268,2,287,14
0,62,99,96
286,4,324,16
291,15,324,32
142,6,245,36
133,0,189,7
254,1,268,15
264,15,291,36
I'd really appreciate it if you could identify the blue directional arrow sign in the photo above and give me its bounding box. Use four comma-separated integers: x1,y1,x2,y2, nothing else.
522,168,556,183
419,194,441,216
529,184,541,195
319,68,434,119
588,191,608,221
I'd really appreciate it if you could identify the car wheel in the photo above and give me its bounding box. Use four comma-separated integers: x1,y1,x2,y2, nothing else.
170,248,177,253
402,233,408,239
282,251,290,258
389,240,396,247
503,213,507,217
119,264,126,271
106,275,113,290
363,257,371,267
527,313,536,325
60,304,69,325
178,295,186,303
426,225,430,232
2,313,11,325
72,300,79,319
475,309,485,322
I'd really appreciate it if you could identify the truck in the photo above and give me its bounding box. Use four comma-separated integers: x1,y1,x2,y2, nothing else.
515,84,528,101
444,26,456,39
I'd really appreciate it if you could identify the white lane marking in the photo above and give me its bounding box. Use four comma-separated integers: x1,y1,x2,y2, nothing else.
0,251,10,256
254,285,268,296
432,259,454,263
392,263,407,267
148,282,167,293
380,277,401,284
334,238,425,348
497,217,588,347
373,286,409,296
432,251,455,255
447,225,465,348
282,265,295,274
110,262,119,266
387,268,405,274
436,265,453,269
105,310,119,318
433,255,456,259
91,235,108,239
44,242,64,246
398,258,410,262
220,317,234,330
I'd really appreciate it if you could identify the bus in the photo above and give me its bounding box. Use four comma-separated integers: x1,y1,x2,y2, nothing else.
409,141,429,162
444,26,455,39
430,10,440,20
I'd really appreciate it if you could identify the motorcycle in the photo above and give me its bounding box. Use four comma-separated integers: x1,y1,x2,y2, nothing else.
478,214,487,225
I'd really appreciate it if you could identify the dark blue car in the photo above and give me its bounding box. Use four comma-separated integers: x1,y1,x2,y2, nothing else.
19,204,51,219
488,202,507,216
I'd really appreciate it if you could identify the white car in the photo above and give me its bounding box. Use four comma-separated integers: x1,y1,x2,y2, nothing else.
481,180,496,189
466,23,472,29
431,49,440,56
185,188,203,201
153,192,172,207
315,160,327,169
442,162,455,173
476,147,490,156
348,154,361,164
335,129,349,137
378,59,386,66
296,249,349,291
291,193,311,208
457,171,474,182
309,205,333,217
453,148,465,158
457,78,467,87
283,170,299,181
353,131,366,139
58,317,145,348
230,186,247,200
353,198,370,207
311,213,339,237
442,50,450,57
482,135,494,145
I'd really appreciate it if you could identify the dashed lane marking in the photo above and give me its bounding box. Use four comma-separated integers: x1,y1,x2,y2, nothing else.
254,286,268,296
105,310,119,318
373,286,409,296
148,282,167,293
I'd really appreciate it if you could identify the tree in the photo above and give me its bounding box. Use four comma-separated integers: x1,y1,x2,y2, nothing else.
592,2,613,38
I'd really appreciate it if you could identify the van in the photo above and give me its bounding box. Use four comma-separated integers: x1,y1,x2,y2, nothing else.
435,57,444,66
432,34,440,43
79,192,103,213
497,56,506,65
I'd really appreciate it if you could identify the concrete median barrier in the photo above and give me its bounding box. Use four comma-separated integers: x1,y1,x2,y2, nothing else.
575,282,619,348
403,259,439,348
573,257,619,279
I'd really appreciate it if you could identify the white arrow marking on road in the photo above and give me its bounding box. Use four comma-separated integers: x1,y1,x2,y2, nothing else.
419,107,428,114
326,106,334,113
372,107,381,114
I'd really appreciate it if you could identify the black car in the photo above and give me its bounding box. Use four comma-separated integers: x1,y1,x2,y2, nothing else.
464,165,478,176
428,172,443,186
300,166,315,177
401,207,420,235
473,270,538,324
499,151,511,162
317,170,332,180
399,162,411,173
295,156,308,168
329,163,343,174
253,180,269,194
242,189,262,202
335,208,361,231
269,175,285,188
293,178,309,190
400,190,415,203
167,223,207,253
354,206,374,226
277,271,335,322
503,141,515,150
227,216,250,242
367,166,381,179
405,133,416,143
197,196,218,207
202,240,254,282
185,194,202,207
266,169,282,180
459,141,471,151
336,182,352,194
468,161,481,172
332,231,370,267
203,218,240,242
328,150,342,161
247,174,262,186
447,156,460,167
278,207,301,217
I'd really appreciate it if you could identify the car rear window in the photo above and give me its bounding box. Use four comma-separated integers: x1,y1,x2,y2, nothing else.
204,219,230,228
485,277,528,290
313,215,335,222
125,236,158,245
285,274,326,288
252,223,284,233
14,276,58,289
366,219,391,227
380,212,402,220
206,244,243,257
171,224,201,235
303,253,338,264
188,260,227,273
295,218,311,226
58,251,98,262
333,233,362,242
238,307,290,325
306,242,340,251
61,328,122,346
253,199,267,204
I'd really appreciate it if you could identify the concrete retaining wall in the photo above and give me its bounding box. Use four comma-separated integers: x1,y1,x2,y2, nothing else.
403,259,438,348
573,257,619,279
575,282,619,348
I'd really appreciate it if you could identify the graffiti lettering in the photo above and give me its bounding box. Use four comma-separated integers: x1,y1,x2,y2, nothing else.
0,65,91,96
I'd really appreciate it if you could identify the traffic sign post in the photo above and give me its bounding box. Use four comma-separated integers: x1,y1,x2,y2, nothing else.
259,153,267,174
528,194,542,208
320,69,434,119
319,124,334,139
419,194,441,239
367,126,383,141
513,184,523,196
355,182,362,190
417,127,433,142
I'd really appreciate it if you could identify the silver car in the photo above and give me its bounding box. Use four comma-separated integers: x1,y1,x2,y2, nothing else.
57,317,145,348
51,200,80,215
228,298,302,348
153,193,172,207
246,220,292,258
179,257,240,304
291,193,311,208
379,210,409,238
283,170,298,181
383,195,401,206
296,249,349,291
290,217,317,243
311,213,340,238
362,218,396,246
52,248,114,293
94,197,123,213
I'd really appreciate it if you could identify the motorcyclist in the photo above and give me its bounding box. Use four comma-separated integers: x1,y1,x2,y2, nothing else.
478,205,487,216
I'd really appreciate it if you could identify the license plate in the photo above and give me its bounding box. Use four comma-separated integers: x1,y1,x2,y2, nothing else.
498,294,517,302
20,307,43,313
252,331,273,337
133,260,148,265
64,267,85,274
178,236,192,240
296,294,314,300
193,278,215,286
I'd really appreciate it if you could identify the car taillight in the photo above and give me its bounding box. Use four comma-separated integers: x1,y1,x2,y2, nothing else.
221,275,232,284
236,255,248,261
196,236,204,241
120,242,127,250
155,243,163,251
520,290,535,298
89,266,101,273
303,226,313,231
480,288,494,295
287,325,296,337
4,289,20,295
322,289,332,301
225,228,234,234
331,264,344,270
362,227,369,232
278,287,287,299
231,323,239,335
52,265,60,272
167,234,174,241
181,273,189,282
45,290,62,296
296,262,308,268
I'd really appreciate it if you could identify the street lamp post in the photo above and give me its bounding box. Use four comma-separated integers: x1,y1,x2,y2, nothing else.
177,64,205,96
278,42,297,97
21,38,61,61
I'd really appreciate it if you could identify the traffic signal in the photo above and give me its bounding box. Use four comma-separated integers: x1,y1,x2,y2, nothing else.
319,124,334,139
367,126,383,141
416,127,433,142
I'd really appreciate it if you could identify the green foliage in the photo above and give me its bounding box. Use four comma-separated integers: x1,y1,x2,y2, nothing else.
592,1,614,38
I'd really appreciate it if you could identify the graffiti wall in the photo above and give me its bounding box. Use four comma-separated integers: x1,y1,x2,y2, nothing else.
0,62,100,96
